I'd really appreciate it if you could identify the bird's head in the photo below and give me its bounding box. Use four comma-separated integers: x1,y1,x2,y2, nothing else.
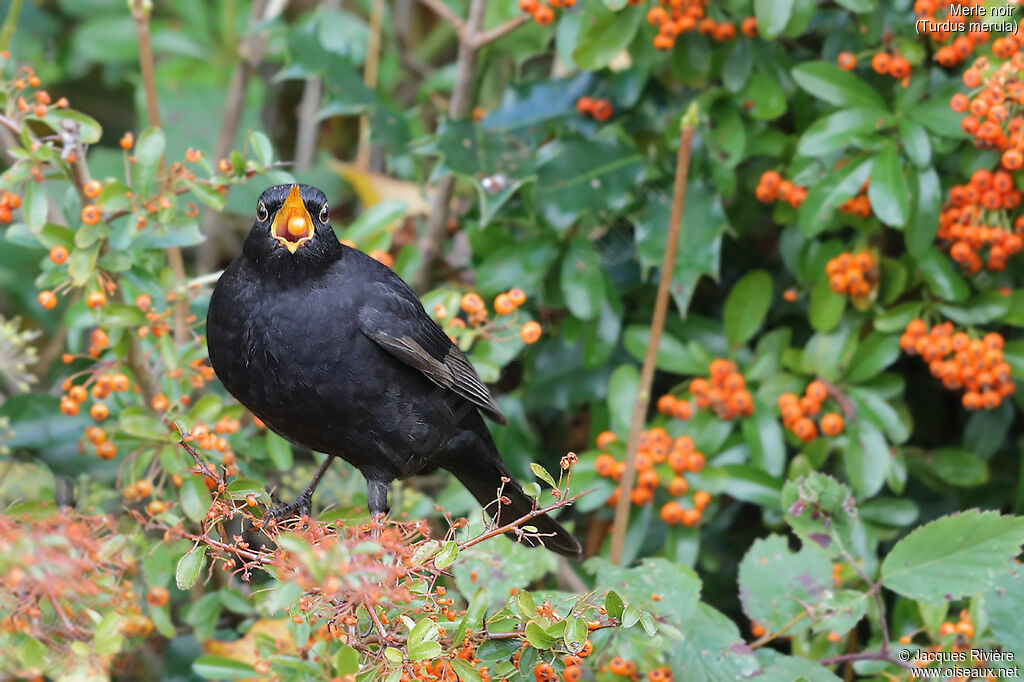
243,184,342,269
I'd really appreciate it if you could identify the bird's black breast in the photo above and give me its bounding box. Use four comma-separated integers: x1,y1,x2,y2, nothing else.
206,251,474,479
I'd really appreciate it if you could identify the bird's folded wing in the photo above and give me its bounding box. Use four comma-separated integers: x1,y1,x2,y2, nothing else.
357,304,508,425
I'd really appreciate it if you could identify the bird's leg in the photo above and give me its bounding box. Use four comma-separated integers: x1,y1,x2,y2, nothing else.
266,455,334,521
366,478,390,539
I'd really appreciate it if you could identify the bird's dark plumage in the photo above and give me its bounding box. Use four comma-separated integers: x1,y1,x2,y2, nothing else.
206,184,581,557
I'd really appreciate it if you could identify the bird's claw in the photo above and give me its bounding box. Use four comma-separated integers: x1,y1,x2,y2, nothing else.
263,492,312,525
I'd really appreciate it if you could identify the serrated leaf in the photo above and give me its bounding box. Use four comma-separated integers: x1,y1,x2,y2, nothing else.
881,510,1024,601
738,534,832,634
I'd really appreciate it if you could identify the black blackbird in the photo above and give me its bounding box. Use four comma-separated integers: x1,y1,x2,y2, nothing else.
206,184,581,557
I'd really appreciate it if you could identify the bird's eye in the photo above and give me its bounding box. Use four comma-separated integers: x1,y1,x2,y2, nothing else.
257,202,269,222
319,203,329,223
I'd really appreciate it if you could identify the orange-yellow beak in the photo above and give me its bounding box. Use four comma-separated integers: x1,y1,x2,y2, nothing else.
270,185,314,253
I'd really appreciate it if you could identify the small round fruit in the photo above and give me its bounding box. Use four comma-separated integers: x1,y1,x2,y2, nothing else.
821,412,844,437
49,245,69,265
38,290,57,309
83,180,103,198
520,321,542,344
494,293,516,315
86,291,107,309
146,586,169,607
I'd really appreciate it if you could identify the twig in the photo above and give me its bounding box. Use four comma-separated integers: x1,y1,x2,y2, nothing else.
365,599,389,640
412,0,486,293
474,15,529,48
197,0,271,273
177,434,221,484
0,0,23,53
821,378,857,420
355,0,385,171
130,0,189,348
457,491,585,552
748,612,807,649
418,0,465,37
818,650,908,669
609,104,698,565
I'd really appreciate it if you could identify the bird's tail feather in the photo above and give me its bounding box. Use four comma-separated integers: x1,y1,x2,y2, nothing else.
447,454,582,559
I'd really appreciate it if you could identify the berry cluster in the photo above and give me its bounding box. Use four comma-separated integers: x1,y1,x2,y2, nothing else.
575,96,613,122
530,642,597,681
777,381,845,443
916,0,994,67
0,189,21,224
643,0,755,51
593,429,711,526
900,320,1014,410
432,289,539,345
825,251,877,298
838,182,873,218
951,53,1024,158
937,171,1023,272
754,170,807,208
518,0,573,25
870,51,913,83
688,359,754,420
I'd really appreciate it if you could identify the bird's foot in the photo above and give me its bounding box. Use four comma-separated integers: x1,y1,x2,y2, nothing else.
263,491,312,526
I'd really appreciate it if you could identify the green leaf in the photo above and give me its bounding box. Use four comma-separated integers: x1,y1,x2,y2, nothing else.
342,200,406,246
674,603,762,681
898,120,931,169
881,510,1024,601
68,244,99,286
937,291,1012,325
180,475,211,522
845,332,901,383
560,238,604,321
176,545,207,590
867,142,909,227
384,647,404,664
572,4,642,70
23,181,47,230
265,432,293,470
743,405,786,477
93,611,124,655
186,180,225,211
754,0,795,39
738,534,832,634
782,472,860,556
808,274,846,332
927,448,989,487
622,326,704,374
587,557,700,628
723,270,773,347
812,590,867,635
101,302,147,328
134,127,166,194
192,656,258,680
799,156,872,235
452,588,488,647
791,62,887,110
844,422,888,499
450,658,482,682
983,563,1024,665
563,615,588,653
530,463,558,489
607,364,639,435
605,590,625,620
249,130,274,166
333,646,359,675
797,108,890,156
516,590,536,618
408,617,439,649
434,540,459,569
916,247,969,302
525,620,557,649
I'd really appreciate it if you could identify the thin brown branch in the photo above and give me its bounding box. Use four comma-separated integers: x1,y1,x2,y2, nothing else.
365,599,389,640
821,378,857,420
748,612,807,649
457,491,585,552
355,0,385,170
131,0,189,347
473,15,529,48
418,0,465,37
609,106,698,565
177,432,222,485
412,0,486,292
197,0,271,273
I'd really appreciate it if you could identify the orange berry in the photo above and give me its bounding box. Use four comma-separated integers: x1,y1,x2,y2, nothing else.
460,292,484,314
686,451,706,472
494,293,516,315
151,394,170,411
805,380,828,402
576,96,595,115
68,385,88,403
81,204,101,225
533,5,554,24
680,508,701,527
520,321,542,344
671,399,693,420
146,586,169,607
508,288,526,306
740,16,758,37
97,441,117,459
871,52,891,74
48,245,69,265
656,394,677,415
793,417,817,442
693,490,711,510
837,52,857,71
90,403,109,421
591,99,613,122
120,132,134,150
821,412,844,436
668,476,689,497
83,180,102,198
596,430,617,448
59,397,79,416
37,290,57,309
86,291,106,309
